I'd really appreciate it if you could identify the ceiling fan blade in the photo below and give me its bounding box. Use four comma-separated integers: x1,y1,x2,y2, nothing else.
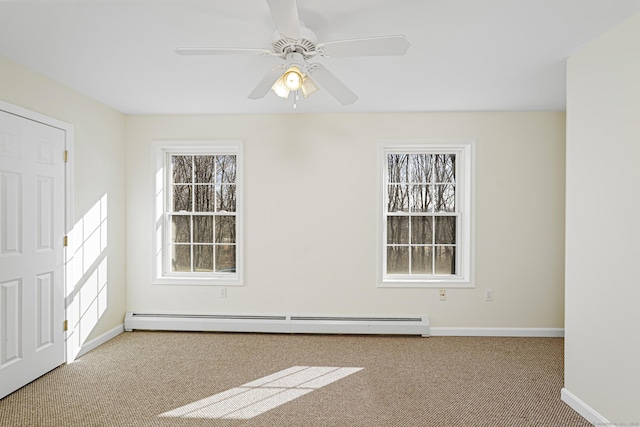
248,65,287,100
316,35,410,57
175,47,272,56
266,0,301,40
308,64,358,106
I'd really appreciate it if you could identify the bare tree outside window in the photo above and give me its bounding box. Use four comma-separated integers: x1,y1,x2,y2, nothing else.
386,153,457,276
169,154,237,273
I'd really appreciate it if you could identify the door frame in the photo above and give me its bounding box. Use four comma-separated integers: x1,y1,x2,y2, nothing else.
0,99,74,363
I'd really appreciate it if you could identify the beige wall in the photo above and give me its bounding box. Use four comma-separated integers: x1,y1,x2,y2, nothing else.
565,13,640,423
0,50,569,347
126,112,566,328
0,55,127,348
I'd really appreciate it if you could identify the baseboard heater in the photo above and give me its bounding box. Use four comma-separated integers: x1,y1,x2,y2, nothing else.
124,312,430,337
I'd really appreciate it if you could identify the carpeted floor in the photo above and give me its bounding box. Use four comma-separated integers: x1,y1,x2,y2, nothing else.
0,332,589,426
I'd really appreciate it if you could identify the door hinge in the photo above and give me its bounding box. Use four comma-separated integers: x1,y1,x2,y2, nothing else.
63,236,68,247
64,150,69,162
63,320,68,331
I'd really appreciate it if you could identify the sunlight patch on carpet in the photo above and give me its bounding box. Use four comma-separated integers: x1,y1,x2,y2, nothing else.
159,366,363,420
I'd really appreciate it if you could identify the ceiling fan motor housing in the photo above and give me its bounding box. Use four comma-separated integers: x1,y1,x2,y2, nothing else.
284,52,306,70
271,24,318,59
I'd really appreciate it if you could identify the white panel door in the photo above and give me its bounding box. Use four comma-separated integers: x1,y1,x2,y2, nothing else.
0,109,66,399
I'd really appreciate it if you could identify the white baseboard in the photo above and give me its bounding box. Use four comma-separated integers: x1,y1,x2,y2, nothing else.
429,327,564,337
561,388,611,426
75,324,124,359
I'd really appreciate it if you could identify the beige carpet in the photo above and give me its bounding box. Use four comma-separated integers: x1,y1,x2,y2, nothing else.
0,332,589,426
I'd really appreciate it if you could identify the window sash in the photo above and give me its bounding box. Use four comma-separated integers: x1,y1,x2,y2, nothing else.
380,141,473,287
165,212,237,275
385,212,459,276
165,152,237,278
153,142,243,285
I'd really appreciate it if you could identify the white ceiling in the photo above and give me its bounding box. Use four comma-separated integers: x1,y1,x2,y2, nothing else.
1,0,639,115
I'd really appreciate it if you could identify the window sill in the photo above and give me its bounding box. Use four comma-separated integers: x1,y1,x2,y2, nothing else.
152,276,243,286
379,276,474,288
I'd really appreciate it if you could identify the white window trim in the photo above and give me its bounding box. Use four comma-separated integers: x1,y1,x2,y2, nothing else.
378,139,475,288
151,140,244,286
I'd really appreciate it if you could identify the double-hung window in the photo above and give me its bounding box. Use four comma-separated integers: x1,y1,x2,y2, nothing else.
380,140,474,287
153,141,243,285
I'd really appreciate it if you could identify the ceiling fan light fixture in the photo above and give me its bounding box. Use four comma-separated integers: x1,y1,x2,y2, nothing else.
282,66,303,90
271,65,306,98
271,75,291,98
301,75,319,98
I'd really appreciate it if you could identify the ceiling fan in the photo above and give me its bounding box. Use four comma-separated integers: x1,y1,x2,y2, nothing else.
175,0,410,106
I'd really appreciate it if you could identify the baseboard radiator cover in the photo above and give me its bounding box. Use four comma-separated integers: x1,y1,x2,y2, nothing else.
124,312,430,337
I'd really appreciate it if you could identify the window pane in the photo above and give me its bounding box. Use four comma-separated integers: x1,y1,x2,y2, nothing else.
193,216,213,243
216,155,237,183
410,184,431,212
387,216,409,244
387,154,408,183
434,216,456,244
171,245,191,272
215,245,236,272
217,185,236,212
411,216,432,244
432,184,455,212
411,246,432,274
194,185,215,212
194,245,213,272
409,154,431,183
215,216,236,244
172,185,192,212
160,144,242,281
386,246,409,274
433,154,456,183
171,215,191,243
435,246,456,274
381,145,469,282
172,156,192,183
194,155,215,183
387,184,409,212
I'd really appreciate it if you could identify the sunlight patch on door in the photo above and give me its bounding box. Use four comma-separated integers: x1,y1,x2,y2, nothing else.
159,366,363,420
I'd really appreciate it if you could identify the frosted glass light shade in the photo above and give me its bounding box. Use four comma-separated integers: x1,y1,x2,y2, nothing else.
271,75,291,98
283,66,303,90
301,76,319,98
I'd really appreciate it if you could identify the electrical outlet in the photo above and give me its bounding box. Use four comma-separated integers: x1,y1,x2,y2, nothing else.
439,289,446,301
219,287,227,298
484,289,493,301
